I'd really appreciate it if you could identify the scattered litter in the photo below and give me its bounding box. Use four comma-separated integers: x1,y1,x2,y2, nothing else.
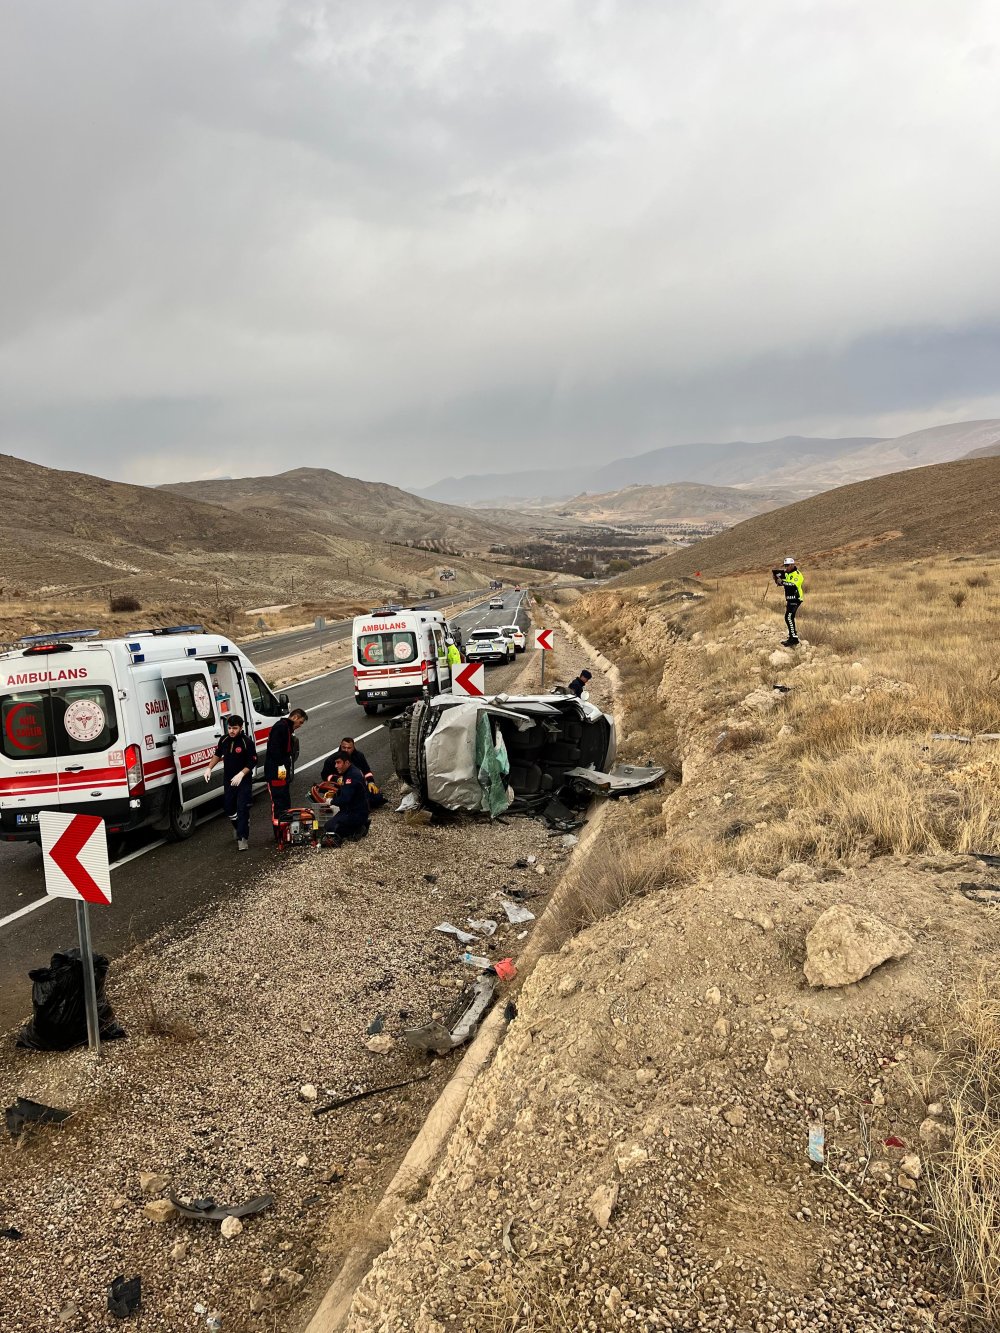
561,834,579,848
506,886,544,902
517,930,528,940
168,1193,273,1223
435,922,480,945
424,873,438,884
808,1119,825,1165
16,948,126,1051
0,1228,23,1241
932,732,1000,743
467,918,498,937
366,1013,385,1036
5,1097,71,1141
108,1275,142,1320
500,898,535,925
492,958,517,983
404,975,499,1054
396,792,421,812
972,853,1000,869
313,1073,432,1116
460,952,493,970
527,855,537,865
513,858,530,869
883,1136,906,1150
503,1000,518,1024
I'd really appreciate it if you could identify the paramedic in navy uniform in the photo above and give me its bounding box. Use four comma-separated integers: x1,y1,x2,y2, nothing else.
264,707,308,841
205,715,257,851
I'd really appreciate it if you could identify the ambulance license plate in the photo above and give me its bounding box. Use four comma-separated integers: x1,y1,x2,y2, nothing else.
16,813,40,825
367,689,389,698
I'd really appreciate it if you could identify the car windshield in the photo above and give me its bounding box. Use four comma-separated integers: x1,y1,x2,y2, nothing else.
472,628,504,639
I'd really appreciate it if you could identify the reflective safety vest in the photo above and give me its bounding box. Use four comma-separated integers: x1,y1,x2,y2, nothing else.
783,569,804,600
447,644,462,667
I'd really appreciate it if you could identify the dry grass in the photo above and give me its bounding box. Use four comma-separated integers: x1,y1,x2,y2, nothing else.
928,976,1000,1330
562,834,686,931
134,994,199,1043
466,1272,582,1332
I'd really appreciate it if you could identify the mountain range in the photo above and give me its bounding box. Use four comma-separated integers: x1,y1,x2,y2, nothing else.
614,455,1000,585
417,419,1000,506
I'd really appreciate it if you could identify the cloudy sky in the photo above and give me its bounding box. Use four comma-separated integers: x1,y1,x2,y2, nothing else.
2,0,999,488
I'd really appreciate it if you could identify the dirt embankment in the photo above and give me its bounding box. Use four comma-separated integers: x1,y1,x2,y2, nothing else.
344,562,1000,1332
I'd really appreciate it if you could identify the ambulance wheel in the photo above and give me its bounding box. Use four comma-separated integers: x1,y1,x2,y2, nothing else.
363,703,380,716
166,788,196,841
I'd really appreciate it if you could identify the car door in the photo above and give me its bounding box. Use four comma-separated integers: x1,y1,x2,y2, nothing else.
160,665,221,810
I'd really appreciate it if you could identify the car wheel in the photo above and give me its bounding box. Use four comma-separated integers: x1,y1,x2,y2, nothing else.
166,786,196,841
407,699,429,794
363,702,380,716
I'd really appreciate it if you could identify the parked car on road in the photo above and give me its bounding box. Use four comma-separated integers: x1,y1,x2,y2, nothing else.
501,624,526,653
465,628,516,665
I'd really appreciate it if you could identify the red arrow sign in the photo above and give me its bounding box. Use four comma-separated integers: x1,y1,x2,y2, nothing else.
536,628,554,651
40,812,112,905
453,662,485,697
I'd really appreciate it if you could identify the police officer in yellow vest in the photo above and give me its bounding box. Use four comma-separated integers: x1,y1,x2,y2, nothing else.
446,636,462,669
773,556,804,646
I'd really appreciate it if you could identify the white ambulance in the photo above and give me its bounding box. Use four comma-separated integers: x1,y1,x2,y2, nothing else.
352,606,454,715
0,626,291,844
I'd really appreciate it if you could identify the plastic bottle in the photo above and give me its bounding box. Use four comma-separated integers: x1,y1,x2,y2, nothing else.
460,952,492,970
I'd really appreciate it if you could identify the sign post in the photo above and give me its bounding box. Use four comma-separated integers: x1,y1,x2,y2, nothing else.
39,812,112,1058
535,628,554,689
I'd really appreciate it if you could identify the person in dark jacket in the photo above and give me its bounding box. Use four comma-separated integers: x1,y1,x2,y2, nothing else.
205,715,257,850
321,754,370,847
264,708,308,840
567,669,592,698
309,736,374,803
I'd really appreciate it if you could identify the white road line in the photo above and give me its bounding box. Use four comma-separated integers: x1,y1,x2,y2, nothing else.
295,723,384,774
0,897,52,930
308,701,332,711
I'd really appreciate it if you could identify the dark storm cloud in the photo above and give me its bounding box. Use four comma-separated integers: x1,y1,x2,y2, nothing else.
1,0,999,486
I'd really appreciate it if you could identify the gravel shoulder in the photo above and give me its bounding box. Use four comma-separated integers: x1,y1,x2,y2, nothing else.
0,650,581,1332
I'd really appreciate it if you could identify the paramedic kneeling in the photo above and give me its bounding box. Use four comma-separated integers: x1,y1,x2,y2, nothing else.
321,754,370,848
205,716,256,851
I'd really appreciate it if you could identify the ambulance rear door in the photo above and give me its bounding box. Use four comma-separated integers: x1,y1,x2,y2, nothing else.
160,664,221,810
0,647,126,832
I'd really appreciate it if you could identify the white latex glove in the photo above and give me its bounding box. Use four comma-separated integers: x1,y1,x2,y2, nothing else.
204,770,213,784
230,771,244,787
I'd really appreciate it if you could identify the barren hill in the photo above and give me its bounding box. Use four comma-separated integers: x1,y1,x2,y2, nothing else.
162,467,521,547
0,453,533,609
532,481,802,526
614,455,1000,584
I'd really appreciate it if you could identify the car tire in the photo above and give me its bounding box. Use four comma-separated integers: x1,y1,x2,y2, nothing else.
364,703,380,716
166,786,196,841
408,699,429,794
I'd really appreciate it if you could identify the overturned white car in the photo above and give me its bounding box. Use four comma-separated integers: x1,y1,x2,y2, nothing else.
388,693,665,817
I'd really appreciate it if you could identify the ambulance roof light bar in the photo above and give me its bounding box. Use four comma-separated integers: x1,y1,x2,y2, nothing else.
123,624,205,637
17,628,101,645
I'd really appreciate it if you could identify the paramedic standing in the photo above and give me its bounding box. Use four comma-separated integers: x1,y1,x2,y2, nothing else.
205,715,256,851
264,707,308,840
774,557,805,646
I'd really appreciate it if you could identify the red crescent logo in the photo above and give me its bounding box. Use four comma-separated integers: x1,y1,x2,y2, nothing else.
5,702,44,753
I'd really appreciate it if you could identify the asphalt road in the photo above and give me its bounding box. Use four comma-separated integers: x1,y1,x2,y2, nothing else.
0,591,532,1033
241,586,493,665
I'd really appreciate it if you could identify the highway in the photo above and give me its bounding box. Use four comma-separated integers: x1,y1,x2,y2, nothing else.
240,587,493,665
0,591,531,1033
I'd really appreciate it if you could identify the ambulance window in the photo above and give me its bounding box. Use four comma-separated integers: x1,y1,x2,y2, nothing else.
357,632,417,666
165,675,215,734
53,686,118,754
247,672,283,717
1,692,53,761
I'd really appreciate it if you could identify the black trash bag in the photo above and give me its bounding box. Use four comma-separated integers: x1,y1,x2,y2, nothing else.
15,949,126,1051
108,1274,141,1319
